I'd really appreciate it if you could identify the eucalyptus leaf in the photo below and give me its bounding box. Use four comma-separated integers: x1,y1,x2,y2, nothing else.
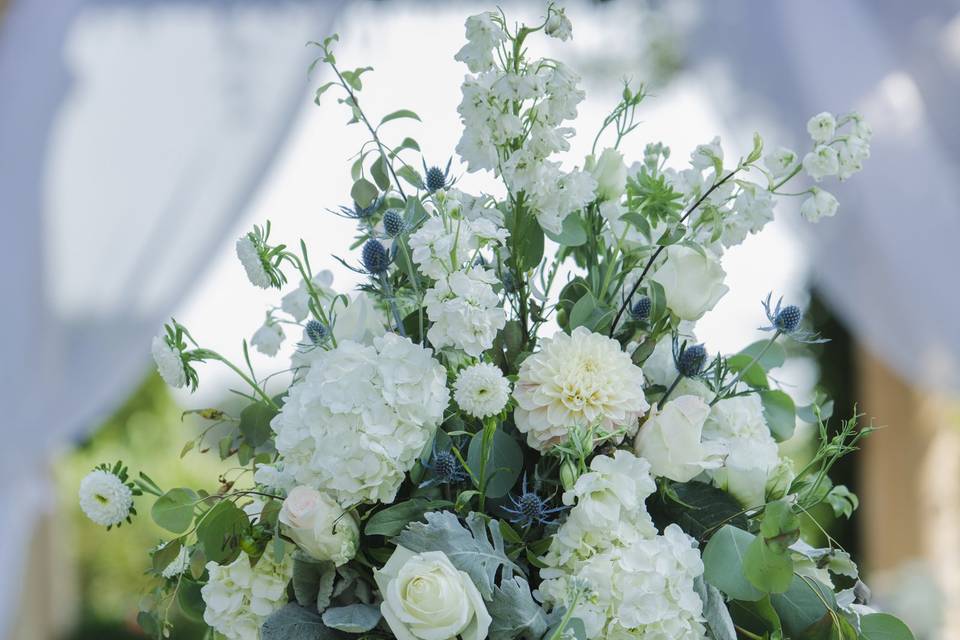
350,179,378,208
466,427,523,499
769,575,836,636
702,525,765,601
760,390,796,441
196,500,248,564
239,401,277,448
152,488,198,534
322,604,382,633
859,613,915,640
365,498,454,537
543,214,588,247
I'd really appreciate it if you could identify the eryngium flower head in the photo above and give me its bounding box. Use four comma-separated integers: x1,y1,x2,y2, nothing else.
503,477,566,528
361,239,390,274
629,295,652,320
674,340,707,378
774,305,802,332
382,210,406,237
423,158,453,193
305,320,329,345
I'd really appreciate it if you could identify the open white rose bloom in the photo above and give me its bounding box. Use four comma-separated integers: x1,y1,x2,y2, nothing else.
80,4,913,640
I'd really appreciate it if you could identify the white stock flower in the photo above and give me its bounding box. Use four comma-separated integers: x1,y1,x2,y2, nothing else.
454,362,510,418
279,486,359,565
690,136,723,171
635,395,725,483
800,187,839,222
763,146,798,178
202,551,293,640
513,327,649,451
272,333,449,505
545,7,573,41
806,111,837,143
235,235,272,289
586,148,627,202
425,267,506,357
455,12,507,73
837,135,870,180
251,321,284,357
151,334,187,388
375,546,492,640
802,144,840,181
409,216,506,280
650,245,729,321
79,469,134,527
281,270,334,321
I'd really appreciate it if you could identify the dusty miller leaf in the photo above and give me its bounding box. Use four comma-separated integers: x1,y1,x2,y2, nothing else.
489,576,549,640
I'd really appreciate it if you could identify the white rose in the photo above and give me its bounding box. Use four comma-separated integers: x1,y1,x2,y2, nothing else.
650,245,729,321
278,486,359,566
711,438,779,507
333,292,387,345
802,145,839,181
585,148,627,202
800,187,839,222
635,395,724,482
806,111,837,143
375,546,491,640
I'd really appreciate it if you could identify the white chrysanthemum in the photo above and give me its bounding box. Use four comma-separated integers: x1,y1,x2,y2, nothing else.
235,235,272,289
159,545,190,579
78,469,133,527
271,333,449,505
202,551,293,640
454,362,510,418
251,321,284,357
513,327,649,451
425,267,506,357
151,335,187,388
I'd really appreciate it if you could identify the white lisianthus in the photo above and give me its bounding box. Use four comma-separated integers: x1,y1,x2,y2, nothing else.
635,395,725,483
425,267,506,357
650,245,729,321
513,327,649,451
763,146,798,178
806,111,837,143
272,333,449,505
802,144,840,181
151,334,187,388
251,321,284,357
202,551,293,640
79,469,134,527
586,148,627,202
545,7,573,41
800,187,839,222
281,270,334,321
235,235,272,289
279,486,359,565
454,362,510,418
375,546,492,640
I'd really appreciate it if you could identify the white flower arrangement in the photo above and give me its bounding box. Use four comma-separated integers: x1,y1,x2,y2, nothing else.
82,5,912,640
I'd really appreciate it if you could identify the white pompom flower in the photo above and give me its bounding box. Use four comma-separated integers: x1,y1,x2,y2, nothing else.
513,327,649,451
79,469,134,528
454,362,510,419
235,234,273,289
151,334,187,388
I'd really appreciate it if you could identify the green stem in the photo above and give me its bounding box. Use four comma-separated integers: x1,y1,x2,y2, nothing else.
711,331,781,405
196,350,279,410
477,418,498,512
658,373,684,410
380,273,407,337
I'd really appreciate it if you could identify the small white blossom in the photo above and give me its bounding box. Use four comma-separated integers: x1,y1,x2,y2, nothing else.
235,235,272,289
763,146,798,178
690,136,723,171
251,321,284,357
545,7,573,41
425,267,506,357
202,551,293,640
586,148,627,202
802,144,840,181
281,270,334,322
151,334,187,388
79,469,133,527
454,362,510,418
806,111,837,143
800,187,839,222
837,135,870,180
454,12,507,73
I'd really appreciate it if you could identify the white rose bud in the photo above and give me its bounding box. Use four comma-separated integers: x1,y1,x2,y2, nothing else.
585,148,627,202
806,111,837,143
800,187,839,223
375,546,491,640
278,486,359,566
650,245,729,321
635,395,725,482
802,145,839,181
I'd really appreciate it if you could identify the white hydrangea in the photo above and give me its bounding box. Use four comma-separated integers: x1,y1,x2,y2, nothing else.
513,327,649,451
271,333,449,505
202,551,293,640
409,216,507,280
78,469,134,527
454,362,510,419
800,187,839,222
281,270,334,322
236,235,272,289
254,463,295,494
425,267,506,357
539,451,707,640
151,334,187,388
251,321,284,357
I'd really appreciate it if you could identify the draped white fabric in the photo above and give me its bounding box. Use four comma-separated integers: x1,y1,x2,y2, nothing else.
0,0,343,634
690,0,960,393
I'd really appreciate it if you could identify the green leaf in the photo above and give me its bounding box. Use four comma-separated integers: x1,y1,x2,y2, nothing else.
350,179,378,208
292,556,335,610
314,81,337,105
153,538,183,573
543,214,588,247
371,155,391,191
177,578,206,622
152,488,198,534
568,292,597,331
769,576,836,636
196,500,248,564
489,577,550,640
760,390,796,441
239,402,278,448
693,576,736,640
396,511,520,599
746,132,764,165
379,109,421,127
365,498,454,537
743,535,794,593
322,604,381,633
859,613,915,640
396,165,424,189
651,480,748,540
467,427,524,499
393,137,421,154
702,525,765,601
729,597,782,636
262,603,342,640
508,208,545,271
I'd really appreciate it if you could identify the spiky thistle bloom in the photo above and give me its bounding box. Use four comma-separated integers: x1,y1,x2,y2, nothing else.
761,293,828,343
383,209,407,237
629,295,652,320
331,197,383,221
421,442,469,488
305,319,329,346
361,239,391,275
502,476,566,528
423,158,453,192
673,339,707,378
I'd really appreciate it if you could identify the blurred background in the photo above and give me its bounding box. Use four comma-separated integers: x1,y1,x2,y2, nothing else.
3,0,959,638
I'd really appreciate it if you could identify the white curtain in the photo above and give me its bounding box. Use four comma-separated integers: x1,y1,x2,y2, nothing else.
689,0,960,393
0,0,343,634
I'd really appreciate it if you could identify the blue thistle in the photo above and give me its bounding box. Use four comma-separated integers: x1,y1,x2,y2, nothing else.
502,476,567,528
383,210,406,237
423,158,453,193
305,320,329,345
629,295,652,321
421,442,468,488
361,239,390,275
774,305,802,332
760,293,828,344
331,197,383,221
673,339,707,378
